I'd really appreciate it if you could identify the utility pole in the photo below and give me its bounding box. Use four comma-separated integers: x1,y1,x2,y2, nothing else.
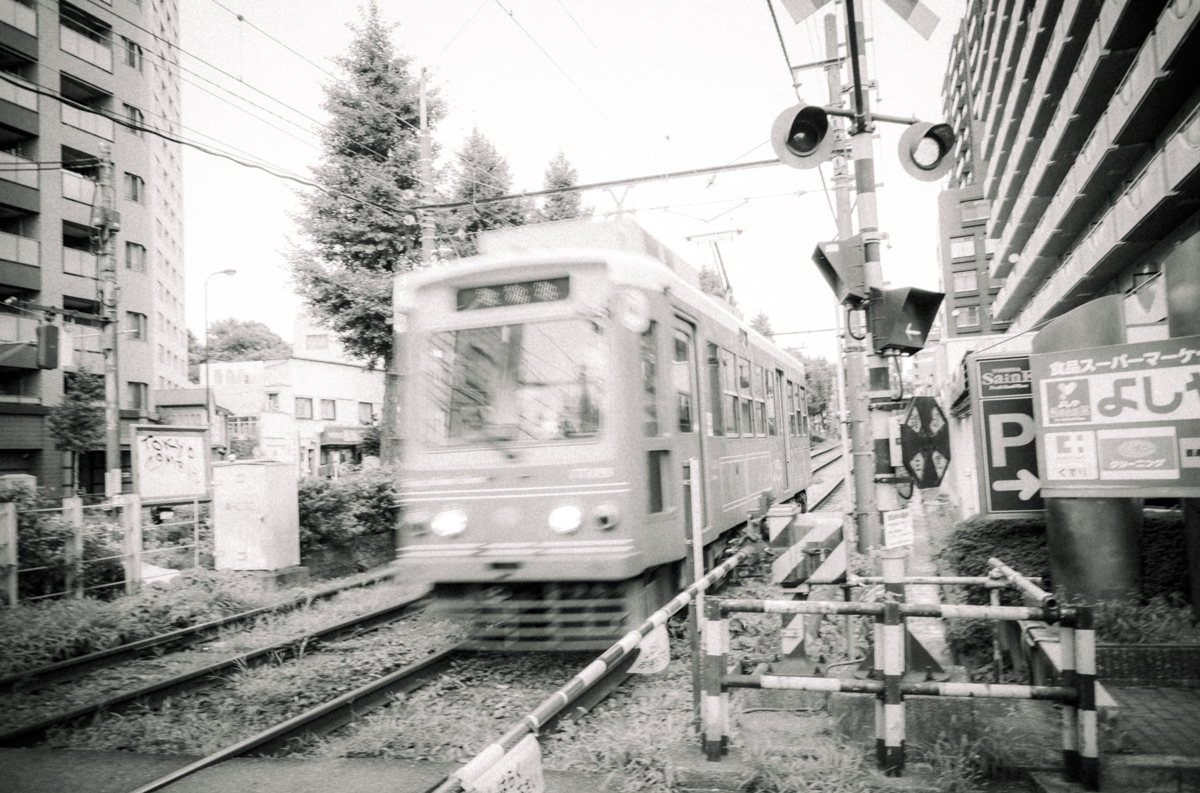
93,143,122,498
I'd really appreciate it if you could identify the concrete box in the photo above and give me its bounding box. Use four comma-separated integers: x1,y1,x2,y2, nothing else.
212,461,301,571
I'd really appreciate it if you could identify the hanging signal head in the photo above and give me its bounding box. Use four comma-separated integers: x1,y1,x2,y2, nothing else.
898,122,956,182
772,104,836,169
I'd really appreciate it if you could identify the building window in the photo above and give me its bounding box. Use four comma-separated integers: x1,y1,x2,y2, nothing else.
228,416,258,437
320,399,336,420
358,401,375,424
125,241,146,271
957,306,981,328
306,334,329,350
950,236,975,259
985,237,998,256
960,198,990,224
123,103,144,135
124,172,144,203
267,392,279,410
953,271,978,293
125,311,146,340
295,397,313,419
123,36,143,70
126,381,148,410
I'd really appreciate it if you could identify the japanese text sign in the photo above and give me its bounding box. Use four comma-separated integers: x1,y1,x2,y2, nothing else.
1030,335,1200,498
972,356,1043,515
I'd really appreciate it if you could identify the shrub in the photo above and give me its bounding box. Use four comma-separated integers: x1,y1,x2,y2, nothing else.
934,516,1048,606
297,467,400,553
1141,510,1188,601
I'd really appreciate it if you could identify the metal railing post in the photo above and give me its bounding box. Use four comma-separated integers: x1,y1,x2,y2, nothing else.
192,498,200,568
122,495,143,595
703,598,727,761
64,497,84,599
1,502,17,606
1076,605,1099,791
1059,617,1080,782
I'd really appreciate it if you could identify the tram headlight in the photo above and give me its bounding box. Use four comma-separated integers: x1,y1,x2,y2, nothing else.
431,509,468,537
548,505,583,534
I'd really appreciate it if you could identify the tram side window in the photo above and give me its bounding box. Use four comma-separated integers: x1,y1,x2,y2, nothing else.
799,384,809,437
794,383,806,438
648,450,670,513
765,370,777,436
753,364,766,437
721,348,739,436
673,331,693,433
786,380,797,436
707,342,723,436
642,322,659,437
738,357,753,435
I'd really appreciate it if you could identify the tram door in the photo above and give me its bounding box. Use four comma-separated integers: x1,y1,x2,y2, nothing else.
673,322,705,542
774,368,791,492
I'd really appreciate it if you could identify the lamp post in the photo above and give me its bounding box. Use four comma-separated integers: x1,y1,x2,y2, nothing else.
203,269,236,442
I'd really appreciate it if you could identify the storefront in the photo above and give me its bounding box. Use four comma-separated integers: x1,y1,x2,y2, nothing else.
319,425,367,477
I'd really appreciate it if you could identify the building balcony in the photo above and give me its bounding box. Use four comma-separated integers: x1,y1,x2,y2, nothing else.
0,73,36,111
63,247,96,279
0,0,35,36
61,103,114,140
0,229,37,267
61,169,96,204
0,312,37,369
0,150,37,190
60,24,111,72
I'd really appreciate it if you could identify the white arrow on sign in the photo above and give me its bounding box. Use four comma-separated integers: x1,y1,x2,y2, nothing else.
992,469,1041,500
905,323,920,339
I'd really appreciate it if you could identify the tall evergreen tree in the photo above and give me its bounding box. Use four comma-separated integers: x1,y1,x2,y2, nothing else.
287,2,441,462
538,149,590,221
442,127,528,257
750,311,773,338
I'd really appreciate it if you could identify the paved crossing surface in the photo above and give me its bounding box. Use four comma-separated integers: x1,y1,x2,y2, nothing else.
1105,685,1200,756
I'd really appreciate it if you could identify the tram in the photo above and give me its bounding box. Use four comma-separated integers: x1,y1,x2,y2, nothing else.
392,219,814,649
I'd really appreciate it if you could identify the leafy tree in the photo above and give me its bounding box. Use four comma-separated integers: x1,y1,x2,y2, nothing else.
750,311,773,338
698,266,726,298
538,149,591,221
787,350,836,437
187,330,203,383
46,371,105,493
287,1,441,462
442,127,529,257
206,319,292,362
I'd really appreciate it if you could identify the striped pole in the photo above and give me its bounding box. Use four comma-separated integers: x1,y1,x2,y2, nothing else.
873,606,885,765
990,584,1003,683
1059,618,1080,782
703,598,728,761
1076,606,1099,791
724,674,1075,701
882,600,905,775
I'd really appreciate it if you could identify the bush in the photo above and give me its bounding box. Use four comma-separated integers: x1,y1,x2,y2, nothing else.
297,467,400,553
934,516,1049,606
1141,510,1189,601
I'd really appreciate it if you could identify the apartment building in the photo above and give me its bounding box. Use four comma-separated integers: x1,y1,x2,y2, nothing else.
933,0,1200,516
0,0,186,492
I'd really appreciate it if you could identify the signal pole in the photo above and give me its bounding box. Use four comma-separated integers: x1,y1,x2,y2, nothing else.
94,143,122,498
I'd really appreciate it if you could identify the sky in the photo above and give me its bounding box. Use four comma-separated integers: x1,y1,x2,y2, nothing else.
179,0,965,362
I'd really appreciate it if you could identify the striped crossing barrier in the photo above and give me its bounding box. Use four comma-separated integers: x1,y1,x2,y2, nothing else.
701,560,1100,790
764,506,846,674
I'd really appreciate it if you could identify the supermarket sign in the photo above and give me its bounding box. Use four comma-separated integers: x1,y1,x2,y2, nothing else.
1030,334,1200,498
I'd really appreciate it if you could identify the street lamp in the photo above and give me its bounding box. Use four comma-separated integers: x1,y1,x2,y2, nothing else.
204,269,236,442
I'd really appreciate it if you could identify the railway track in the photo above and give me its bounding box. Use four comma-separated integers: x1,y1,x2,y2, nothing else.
808,442,847,512
0,567,407,695
0,586,429,747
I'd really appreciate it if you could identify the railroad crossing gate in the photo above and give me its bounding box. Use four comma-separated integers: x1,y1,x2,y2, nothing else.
899,396,952,489
765,505,847,675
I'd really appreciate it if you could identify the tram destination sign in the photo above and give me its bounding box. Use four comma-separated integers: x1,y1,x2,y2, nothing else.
457,277,569,311
1030,334,1200,498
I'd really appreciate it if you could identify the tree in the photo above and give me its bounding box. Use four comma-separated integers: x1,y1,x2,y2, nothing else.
206,319,292,362
442,127,529,257
787,350,836,438
750,311,773,338
46,371,105,493
287,1,440,463
538,149,590,222
187,330,203,383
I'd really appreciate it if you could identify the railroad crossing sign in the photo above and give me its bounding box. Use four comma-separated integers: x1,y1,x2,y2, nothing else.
899,396,951,489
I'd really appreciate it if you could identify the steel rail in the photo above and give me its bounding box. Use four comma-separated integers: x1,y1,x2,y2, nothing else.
124,643,470,793
0,590,428,747
0,568,405,695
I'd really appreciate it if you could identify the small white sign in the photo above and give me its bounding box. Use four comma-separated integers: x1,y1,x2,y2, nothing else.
468,734,544,793
629,623,670,674
883,509,914,548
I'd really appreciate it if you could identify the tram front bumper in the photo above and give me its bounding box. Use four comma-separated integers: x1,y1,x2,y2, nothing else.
394,540,642,583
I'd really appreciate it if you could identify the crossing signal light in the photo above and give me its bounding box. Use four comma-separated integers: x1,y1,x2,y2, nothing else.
898,122,956,182
812,235,868,306
36,324,59,369
868,286,944,355
772,104,836,169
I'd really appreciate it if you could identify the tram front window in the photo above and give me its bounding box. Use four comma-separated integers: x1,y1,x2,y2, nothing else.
426,319,605,445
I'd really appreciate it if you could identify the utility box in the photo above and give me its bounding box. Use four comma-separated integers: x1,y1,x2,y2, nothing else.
212,461,300,571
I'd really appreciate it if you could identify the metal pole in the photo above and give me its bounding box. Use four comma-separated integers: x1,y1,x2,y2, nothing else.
419,69,435,266
203,270,236,454
95,144,121,499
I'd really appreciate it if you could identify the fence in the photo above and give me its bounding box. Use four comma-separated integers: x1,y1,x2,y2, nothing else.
0,494,210,607
701,550,1101,791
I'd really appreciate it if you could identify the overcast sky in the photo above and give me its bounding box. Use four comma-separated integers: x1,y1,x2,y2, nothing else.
180,0,964,360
